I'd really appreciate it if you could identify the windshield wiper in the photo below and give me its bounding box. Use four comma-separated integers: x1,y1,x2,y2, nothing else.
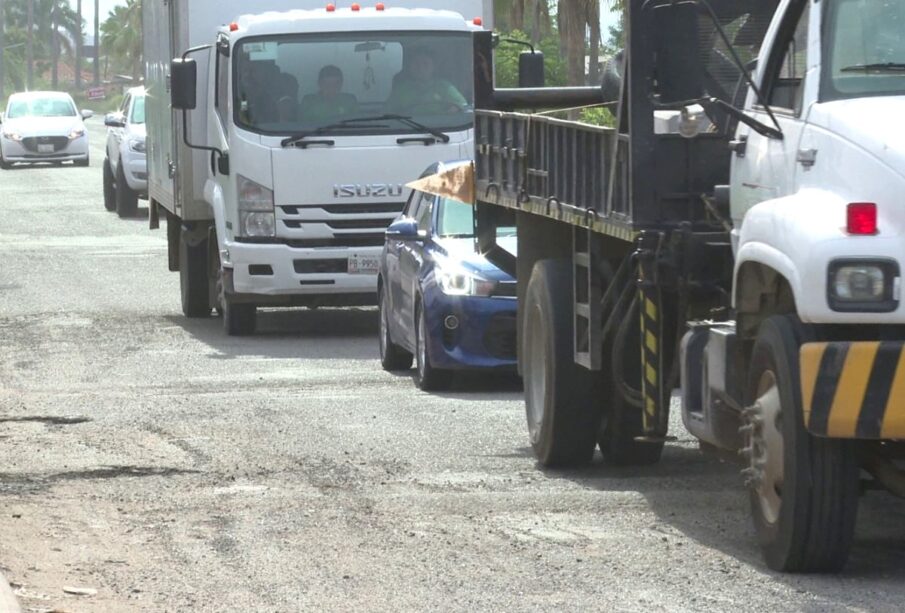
841,62,905,73
280,120,388,148
281,114,451,147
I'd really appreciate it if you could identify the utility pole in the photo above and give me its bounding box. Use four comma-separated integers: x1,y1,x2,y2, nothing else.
51,3,58,89
93,0,99,85
26,0,33,90
75,0,82,89
0,0,5,100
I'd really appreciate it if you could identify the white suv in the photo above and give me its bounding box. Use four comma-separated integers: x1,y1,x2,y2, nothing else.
103,87,147,217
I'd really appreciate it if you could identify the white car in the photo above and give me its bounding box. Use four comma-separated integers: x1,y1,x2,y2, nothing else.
103,87,147,217
0,91,93,169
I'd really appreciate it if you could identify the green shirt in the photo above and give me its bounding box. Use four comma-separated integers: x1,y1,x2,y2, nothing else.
300,93,359,123
385,78,467,115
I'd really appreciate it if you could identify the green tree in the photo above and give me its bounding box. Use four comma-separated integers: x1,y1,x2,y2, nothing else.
1,0,80,93
100,0,141,83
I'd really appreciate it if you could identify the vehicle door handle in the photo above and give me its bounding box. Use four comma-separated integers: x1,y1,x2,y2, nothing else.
729,135,748,157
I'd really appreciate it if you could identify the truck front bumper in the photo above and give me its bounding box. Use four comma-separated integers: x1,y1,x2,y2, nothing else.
801,341,905,439
223,240,378,305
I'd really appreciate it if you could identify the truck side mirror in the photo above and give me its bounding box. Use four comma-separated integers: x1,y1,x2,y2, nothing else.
518,51,545,88
170,58,198,110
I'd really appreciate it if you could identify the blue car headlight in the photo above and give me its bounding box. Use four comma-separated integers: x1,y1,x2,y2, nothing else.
436,259,495,297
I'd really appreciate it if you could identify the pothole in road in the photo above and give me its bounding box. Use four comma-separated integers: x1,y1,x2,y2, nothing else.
0,465,200,493
0,415,91,426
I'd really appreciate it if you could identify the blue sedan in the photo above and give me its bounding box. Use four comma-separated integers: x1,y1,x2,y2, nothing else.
378,164,517,390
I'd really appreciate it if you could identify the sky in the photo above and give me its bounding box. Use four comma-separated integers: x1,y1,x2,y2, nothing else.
68,0,123,42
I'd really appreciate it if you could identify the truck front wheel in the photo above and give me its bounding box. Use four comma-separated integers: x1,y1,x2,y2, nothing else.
103,160,116,211
179,227,211,318
523,259,601,467
745,315,860,572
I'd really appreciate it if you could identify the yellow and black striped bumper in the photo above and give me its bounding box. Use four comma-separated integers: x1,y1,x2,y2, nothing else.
800,341,905,439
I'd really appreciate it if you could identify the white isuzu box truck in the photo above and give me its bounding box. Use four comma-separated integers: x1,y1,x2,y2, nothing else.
143,0,490,334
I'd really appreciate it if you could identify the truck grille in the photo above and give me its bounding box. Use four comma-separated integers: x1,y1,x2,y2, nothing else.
22,136,69,153
277,203,404,249
293,259,348,274
483,312,517,360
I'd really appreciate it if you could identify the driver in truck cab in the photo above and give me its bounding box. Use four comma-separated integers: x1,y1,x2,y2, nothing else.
385,47,466,114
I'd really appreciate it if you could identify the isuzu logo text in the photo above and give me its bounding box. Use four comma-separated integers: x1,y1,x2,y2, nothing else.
333,183,404,198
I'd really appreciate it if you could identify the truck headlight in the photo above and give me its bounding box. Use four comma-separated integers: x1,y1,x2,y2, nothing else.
828,259,899,312
128,138,146,153
436,259,495,297
237,174,275,238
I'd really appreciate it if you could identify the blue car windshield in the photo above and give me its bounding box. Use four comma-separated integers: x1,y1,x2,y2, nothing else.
436,197,515,238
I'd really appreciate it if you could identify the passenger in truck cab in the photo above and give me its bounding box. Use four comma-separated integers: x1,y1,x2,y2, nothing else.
300,65,359,123
385,47,466,115
275,73,299,122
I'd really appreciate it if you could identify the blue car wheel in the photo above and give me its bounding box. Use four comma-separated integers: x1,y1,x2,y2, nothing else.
415,301,452,391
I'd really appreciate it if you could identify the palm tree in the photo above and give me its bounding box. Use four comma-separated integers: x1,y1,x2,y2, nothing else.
100,0,142,82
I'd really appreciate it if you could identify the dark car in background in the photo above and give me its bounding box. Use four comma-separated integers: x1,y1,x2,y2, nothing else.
378,162,517,391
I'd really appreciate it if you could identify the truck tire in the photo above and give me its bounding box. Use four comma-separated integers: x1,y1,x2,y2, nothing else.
414,300,451,391
523,259,601,467
222,293,256,336
379,285,413,371
115,163,138,217
179,227,211,318
103,159,116,211
745,315,860,572
597,302,663,465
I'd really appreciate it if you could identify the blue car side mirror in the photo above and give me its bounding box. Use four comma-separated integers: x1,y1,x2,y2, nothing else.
386,218,424,242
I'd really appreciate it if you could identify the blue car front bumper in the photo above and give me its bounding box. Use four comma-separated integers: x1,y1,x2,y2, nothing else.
422,288,517,371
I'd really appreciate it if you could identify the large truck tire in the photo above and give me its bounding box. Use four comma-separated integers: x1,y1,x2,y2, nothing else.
523,259,601,467
379,284,413,371
414,300,451,391
115,163,138,217
598,300,663,465
179,227,211,318
102,159,116,211
745,314,860,572
222,292,256,336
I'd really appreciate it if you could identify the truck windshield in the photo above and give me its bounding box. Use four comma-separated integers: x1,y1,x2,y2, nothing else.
234,31,473,135
825,0,905,100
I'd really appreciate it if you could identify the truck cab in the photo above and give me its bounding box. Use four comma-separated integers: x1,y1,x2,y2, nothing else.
732,0,905,328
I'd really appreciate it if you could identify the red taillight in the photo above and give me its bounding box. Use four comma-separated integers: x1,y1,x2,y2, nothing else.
376,2,385,9
847,202,878,235
325,3,335,10
229,22,239,32
351,2,361,10
473,17,483,26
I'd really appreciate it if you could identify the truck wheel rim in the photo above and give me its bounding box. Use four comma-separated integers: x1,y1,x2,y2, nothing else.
753,370,784,525
525,304,545,444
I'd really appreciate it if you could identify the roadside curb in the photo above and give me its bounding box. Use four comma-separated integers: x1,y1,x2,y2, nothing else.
0,570,22,613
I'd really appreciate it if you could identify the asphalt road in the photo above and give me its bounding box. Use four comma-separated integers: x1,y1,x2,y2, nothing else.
2,120,905,612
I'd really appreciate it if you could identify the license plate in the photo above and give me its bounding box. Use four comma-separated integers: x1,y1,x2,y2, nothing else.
37,144,54,153
348,254,379,275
